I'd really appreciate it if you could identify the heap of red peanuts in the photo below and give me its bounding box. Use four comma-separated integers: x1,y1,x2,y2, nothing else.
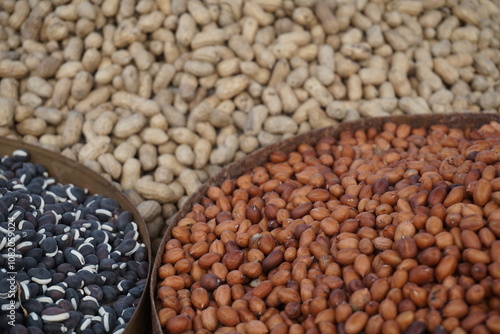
156,121,500,334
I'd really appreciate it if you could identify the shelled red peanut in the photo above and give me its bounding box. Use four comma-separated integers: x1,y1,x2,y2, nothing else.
156,121,500,334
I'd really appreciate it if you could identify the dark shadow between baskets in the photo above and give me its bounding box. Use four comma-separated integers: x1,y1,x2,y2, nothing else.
150,113,500,333
0,137,152,334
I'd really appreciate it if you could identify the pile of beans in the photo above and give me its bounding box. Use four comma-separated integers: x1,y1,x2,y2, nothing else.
155,121,500,334
1,0,500,252
0,150,148,334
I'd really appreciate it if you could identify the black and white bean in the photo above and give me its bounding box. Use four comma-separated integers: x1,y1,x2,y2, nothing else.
40,237,58,257
64,248,85,269
0,150,147,333
45,284,67,301
27,312,43,329
27,268,52,285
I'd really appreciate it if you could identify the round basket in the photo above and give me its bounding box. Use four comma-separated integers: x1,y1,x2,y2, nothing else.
0,137,152,334
150,113,500,333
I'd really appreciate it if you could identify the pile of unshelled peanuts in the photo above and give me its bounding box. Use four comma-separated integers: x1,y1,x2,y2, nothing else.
0,0,499,251
155,121,500,334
